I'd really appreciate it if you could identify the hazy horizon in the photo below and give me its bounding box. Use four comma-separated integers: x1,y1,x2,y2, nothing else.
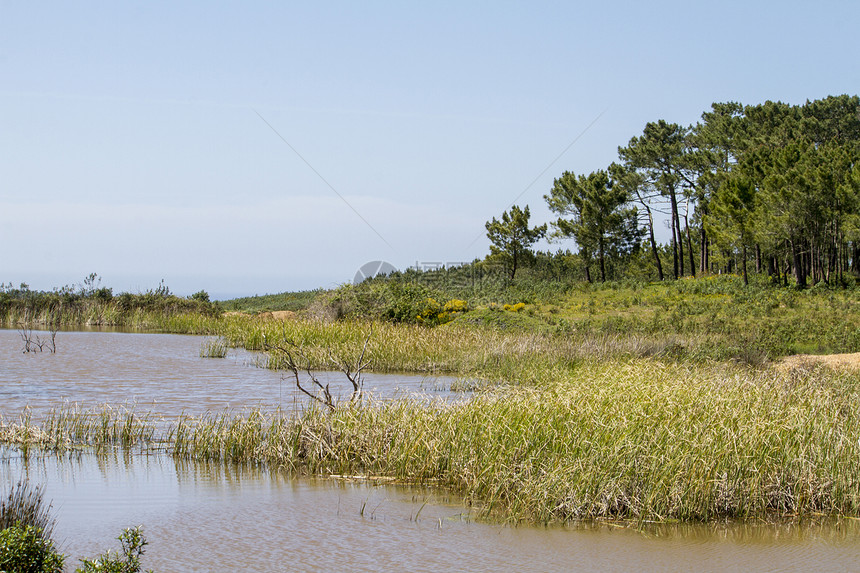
3,1,857,298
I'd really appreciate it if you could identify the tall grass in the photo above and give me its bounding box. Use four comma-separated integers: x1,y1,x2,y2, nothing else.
0,288,220,329
0,481,57,540
149,274,860,373
247,360,860,523
1,406,156,451
199,313,776,379
5,360,860,524
200,337,229,358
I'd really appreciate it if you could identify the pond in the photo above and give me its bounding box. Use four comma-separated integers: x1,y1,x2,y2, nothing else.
0,329,461,419
2,329,860,571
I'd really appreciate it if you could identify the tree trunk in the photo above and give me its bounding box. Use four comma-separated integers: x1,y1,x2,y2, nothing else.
742,244,748,285
670,196,679,280
811,241,818,284
670,191,684,277
852,242,860,276
645,210,663,281
598,239,606,282
684,203,696,278
792,240,806,288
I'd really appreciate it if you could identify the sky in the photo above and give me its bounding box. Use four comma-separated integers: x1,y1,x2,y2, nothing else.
2,1,858,299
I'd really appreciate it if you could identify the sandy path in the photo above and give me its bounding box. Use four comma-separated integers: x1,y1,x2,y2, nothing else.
778,352,860,371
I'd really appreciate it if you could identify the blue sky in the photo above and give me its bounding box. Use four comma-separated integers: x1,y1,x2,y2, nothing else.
2,1,858,299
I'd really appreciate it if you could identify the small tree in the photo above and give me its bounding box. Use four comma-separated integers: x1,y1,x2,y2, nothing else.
485,205,547,279
705,173,757,284
545,169,640,282
75,527,152,573
189,290,210,303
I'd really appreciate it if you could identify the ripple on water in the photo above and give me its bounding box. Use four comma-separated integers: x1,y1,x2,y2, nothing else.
3,449,860,572
0,329,466,420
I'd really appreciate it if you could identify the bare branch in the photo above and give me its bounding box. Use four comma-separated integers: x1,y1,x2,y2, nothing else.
265,340,335,410
264,326,373,410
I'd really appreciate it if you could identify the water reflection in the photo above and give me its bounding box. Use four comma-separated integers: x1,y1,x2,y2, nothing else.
0,329,463,420
4,447,860,572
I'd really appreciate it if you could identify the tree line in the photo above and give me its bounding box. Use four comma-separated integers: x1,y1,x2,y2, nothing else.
487,94,860,286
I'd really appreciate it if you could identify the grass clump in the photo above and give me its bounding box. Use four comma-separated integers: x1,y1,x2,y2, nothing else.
0,481,57,541
199,337,229,358
0,406,156,452
253,360,860,523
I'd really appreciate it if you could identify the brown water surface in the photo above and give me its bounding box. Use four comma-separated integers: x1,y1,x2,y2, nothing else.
4,448,860,572
0,329,458,419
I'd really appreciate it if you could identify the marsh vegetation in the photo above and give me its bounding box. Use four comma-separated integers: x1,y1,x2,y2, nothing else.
3,269,860,527
3,353,859,525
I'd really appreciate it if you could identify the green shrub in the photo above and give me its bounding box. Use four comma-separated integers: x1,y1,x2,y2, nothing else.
189,290,210,303
0,524,64,573
75,527,151,573
93,287,114,303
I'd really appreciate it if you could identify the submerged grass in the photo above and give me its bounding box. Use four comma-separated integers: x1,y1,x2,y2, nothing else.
199,337,229,358
5,360,860,524
0,406,157,451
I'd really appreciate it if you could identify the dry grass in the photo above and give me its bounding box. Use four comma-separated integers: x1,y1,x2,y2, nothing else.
779,352,860,372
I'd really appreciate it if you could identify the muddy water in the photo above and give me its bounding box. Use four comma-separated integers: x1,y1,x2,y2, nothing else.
3,329,860,571
0,329,459,419
5,448,860,572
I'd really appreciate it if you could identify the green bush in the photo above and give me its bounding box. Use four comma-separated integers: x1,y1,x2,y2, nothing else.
189,290,210,303
75,527,151,573
0,524,64,573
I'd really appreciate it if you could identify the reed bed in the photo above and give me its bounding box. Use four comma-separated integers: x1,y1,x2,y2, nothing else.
4,360,860,524
0,406,157,450
202,314,740,379
251,360,860,523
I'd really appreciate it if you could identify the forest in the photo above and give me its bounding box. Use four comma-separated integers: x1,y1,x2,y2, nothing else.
487,94,860,287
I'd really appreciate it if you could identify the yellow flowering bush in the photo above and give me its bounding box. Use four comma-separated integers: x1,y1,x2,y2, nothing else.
416,298,469,325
